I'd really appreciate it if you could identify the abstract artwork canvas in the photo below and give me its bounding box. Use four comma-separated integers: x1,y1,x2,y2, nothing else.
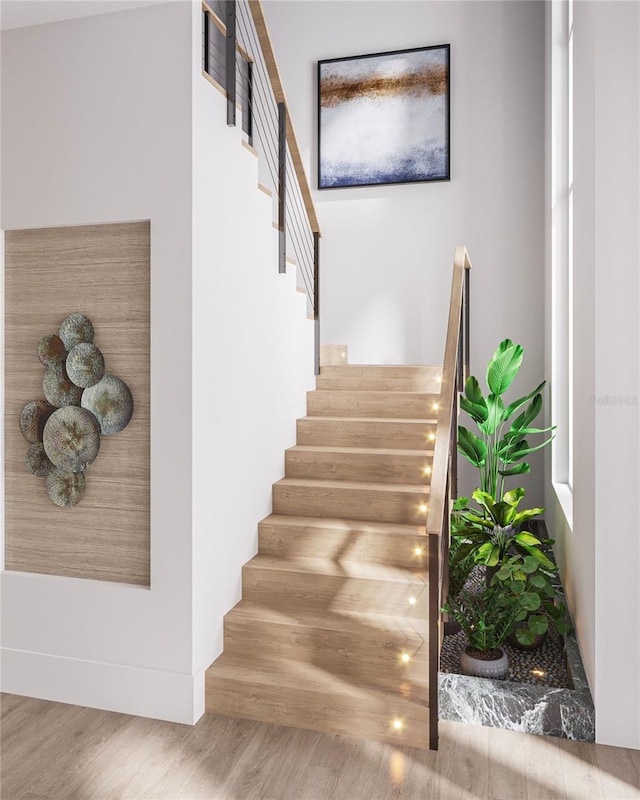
318,45,450,189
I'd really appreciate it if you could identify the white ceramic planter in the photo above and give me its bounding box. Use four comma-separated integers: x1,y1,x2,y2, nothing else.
460,646,509,679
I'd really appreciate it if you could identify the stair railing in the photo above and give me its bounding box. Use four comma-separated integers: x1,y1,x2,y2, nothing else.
426,245,472,749
202,0,322,374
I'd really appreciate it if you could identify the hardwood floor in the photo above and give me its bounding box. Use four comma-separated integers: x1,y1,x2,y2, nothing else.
2,694,639,799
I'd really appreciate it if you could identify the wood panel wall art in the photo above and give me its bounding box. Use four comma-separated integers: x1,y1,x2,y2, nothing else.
4,221,150,586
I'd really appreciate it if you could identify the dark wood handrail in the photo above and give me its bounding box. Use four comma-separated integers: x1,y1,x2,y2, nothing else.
247,1,321,236
427,245,471,538
426,245,472,749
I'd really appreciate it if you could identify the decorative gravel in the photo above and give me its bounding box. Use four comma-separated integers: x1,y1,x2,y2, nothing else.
441,565,572,690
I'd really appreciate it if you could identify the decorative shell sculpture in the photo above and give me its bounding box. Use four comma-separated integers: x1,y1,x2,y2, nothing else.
20,313,134,508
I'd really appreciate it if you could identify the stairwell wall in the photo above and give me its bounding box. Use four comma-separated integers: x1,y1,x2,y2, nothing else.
190,1,316,681
0,0,315,723
545,0,640,750
263,0,546,506
0,2,196,721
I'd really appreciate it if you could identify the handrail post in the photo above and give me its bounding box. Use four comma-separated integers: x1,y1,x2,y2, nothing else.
278,102,287,274
225,0,237,126
313,232,320,375
203,9,210,76
463,266,470,384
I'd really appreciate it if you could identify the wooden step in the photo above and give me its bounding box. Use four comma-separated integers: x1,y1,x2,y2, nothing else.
285,444,433,485
222,601,428,691
296,416,437,449
258,514,428,569
316,365,441,392
307,389,440,419
273,477,429,525
242,554,427,617
319,344,348,366
205,652,430,749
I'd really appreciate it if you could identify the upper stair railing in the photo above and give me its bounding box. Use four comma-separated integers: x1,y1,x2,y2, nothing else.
426,245,471,749
202,0,321,373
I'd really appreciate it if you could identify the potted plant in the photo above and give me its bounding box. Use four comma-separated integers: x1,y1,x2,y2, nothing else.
452,488,555,573
442,583,522,679
457,339,555,499
492,554,571,649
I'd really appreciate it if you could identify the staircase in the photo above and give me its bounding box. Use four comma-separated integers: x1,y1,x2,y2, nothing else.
205,346,442,749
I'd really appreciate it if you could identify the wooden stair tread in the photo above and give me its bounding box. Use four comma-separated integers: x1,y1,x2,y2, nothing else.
225,599,427,638
320,364,440,372
287,444,435,457
274,477,430,494
206,652,425,701
299,415,438,424
245,553,427,584
260,513,426,537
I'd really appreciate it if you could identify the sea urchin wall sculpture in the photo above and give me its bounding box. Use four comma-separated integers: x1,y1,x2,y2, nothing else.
20,313,134,508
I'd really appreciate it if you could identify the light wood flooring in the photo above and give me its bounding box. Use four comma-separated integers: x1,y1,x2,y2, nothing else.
1,694,639,799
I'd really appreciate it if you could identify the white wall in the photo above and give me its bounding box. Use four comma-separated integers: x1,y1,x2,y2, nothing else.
1,1,196,722
546,0,640,749
1,0,315,722
263,0,547,501
190,3,315,675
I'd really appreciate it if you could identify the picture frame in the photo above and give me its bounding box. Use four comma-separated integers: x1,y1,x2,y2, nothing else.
317,44,450,189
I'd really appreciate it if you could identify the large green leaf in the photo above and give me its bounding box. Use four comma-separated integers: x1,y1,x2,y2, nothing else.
477,543,501,567
459,512,495,529
498,437,528,459
512,508,546,526
514,531,542,546
472,490,497,514
528,614,549,635
511,394,543,433
500,426,556,445
504,381,546,421
503,487,525,507
507,435,556,462
479,393,505,435
530,574,548,589
460,395,489,424
487,340,524,396
520,592,541,612
517,543,556,570
499,463,531,477
465,376,486,407
457,426,487,467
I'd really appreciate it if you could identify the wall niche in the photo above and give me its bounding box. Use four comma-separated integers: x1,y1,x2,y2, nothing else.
5,221,150,586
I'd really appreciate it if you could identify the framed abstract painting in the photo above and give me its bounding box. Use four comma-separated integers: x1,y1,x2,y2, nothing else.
318,44,450,189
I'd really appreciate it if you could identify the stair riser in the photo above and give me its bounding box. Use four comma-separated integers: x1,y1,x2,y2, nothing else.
319,345,348,366
297,418,436,450
259,523,429,569
273,483,429,525
224,618,428,691
285,448,432,485
205,674,430,749
243,566,428,618
317,366,441,392
306,391,439,419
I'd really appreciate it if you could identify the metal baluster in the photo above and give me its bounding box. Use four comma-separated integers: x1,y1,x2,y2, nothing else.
278,102,286,273
225,1,236,126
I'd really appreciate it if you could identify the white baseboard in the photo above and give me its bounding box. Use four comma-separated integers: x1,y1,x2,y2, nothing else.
1,647,205,724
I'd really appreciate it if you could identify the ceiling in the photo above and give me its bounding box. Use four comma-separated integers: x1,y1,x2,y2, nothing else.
0,1,170,31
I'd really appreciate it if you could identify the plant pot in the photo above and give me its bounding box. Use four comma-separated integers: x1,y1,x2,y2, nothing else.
459,645,509,679
507,623,548,651
444,617,461,636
